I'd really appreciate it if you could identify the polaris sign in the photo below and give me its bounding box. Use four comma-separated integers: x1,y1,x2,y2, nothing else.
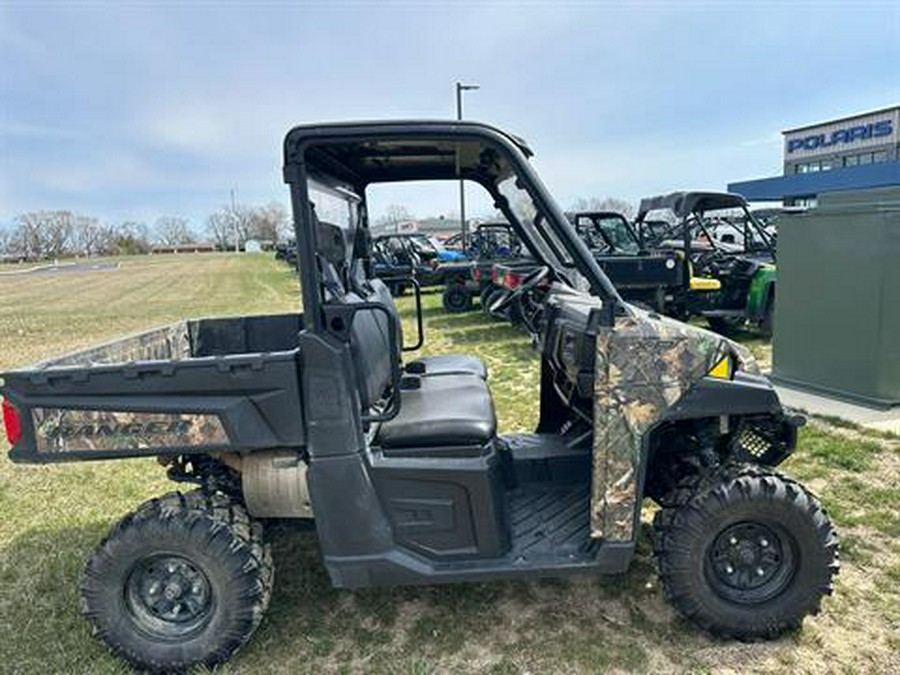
787,120,894,153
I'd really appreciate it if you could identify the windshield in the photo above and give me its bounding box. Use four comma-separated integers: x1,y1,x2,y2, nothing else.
498,175,571,271
695,209,773,252
577,215,639,254
408,234,438,254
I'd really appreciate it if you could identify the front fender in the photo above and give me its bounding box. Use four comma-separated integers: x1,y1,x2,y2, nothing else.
665,372,783,420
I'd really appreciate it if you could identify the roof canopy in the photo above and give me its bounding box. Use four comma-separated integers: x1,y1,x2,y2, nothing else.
636,191,748,220
283,120,533,187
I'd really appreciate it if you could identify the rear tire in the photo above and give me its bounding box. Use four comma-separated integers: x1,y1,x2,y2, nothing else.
653,465,838,639
81,490,273,673
442,284,472,312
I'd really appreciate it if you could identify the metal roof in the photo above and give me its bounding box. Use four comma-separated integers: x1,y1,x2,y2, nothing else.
728,161,900,201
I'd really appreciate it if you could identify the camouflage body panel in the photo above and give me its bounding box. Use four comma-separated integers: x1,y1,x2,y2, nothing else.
592,309,757,539
32,408,228,454
34,322,191,368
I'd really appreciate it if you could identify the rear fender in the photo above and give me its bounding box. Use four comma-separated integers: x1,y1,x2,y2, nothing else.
746,266,776,320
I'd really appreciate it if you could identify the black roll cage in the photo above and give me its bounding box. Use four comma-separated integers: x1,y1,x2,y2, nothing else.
283,121,624,331
635,191,776,258
569,211,641,254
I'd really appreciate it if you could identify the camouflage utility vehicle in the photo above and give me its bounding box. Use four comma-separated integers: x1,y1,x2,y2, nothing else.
1,122,837,673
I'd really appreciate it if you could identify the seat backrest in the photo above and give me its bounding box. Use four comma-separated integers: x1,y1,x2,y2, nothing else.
348,226,405,349
346,291,394,409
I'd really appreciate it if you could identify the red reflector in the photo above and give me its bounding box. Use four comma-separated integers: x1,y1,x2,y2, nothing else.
2,397,23,446
506,272,522,289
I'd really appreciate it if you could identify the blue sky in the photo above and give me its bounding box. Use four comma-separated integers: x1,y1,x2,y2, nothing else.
2,0,898,232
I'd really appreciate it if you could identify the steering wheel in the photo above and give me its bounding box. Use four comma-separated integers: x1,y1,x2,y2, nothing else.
489,266,550,314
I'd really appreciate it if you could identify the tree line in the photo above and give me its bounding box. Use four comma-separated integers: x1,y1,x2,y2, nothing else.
0,201,291,261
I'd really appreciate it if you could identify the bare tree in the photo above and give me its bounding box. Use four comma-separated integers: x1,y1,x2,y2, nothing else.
373,204,414,233
206,201,289,249
71,216,110,257
206,208,235,250
154,217,196,246
12,210,76,259
0,228,13,255
247,201,289,242
112,221,152,255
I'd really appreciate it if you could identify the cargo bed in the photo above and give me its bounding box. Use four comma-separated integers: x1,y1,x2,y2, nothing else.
1,313,306,463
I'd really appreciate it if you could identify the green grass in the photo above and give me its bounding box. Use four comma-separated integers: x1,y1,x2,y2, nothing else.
1,254,899,673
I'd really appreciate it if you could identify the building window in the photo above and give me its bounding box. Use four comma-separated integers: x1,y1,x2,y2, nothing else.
873,150,888,163
808,161,820,172
843,155,859,167
795,163,807,174
858,153,873,165
792,196,818,208
820,160,833,171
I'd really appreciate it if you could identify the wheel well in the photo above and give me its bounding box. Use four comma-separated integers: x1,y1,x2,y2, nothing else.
642,414,795,505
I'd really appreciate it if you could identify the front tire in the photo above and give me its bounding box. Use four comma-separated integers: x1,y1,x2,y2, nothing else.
653,465,838,639
81,491,273,673
485,288,510,319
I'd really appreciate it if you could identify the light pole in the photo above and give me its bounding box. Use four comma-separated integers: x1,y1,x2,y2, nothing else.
230,187,239,253
455,82,479,249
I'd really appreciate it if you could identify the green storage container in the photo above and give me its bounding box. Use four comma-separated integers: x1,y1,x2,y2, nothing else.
773,187,900,407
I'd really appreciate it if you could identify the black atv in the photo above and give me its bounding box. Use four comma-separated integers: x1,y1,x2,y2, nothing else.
440,221,526,312
483,211,682,326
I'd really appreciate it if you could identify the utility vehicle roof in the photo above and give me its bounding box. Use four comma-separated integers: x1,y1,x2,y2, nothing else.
636,192,748,221
283,120,533,186
567,211,628,220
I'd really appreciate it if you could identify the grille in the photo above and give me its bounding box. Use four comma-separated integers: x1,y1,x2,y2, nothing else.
736,426,773,459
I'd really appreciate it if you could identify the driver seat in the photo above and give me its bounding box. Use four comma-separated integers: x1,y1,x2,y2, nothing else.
351,227,488,380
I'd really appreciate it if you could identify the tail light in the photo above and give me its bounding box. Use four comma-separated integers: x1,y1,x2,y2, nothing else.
505,271,523,289
491,268,500,282
2,397,22,446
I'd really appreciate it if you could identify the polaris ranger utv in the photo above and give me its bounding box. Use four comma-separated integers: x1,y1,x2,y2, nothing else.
1,121,837,673
635,192,778,335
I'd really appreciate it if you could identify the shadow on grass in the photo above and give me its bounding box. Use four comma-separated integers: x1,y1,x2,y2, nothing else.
242,525,715,673
2,518,800,674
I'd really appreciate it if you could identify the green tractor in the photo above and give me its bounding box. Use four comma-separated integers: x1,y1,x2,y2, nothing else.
635,191,777,336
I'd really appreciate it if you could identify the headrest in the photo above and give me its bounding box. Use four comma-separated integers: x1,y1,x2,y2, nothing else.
316,221,350,266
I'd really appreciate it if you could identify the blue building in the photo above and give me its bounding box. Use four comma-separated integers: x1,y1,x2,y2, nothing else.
729,105,900,207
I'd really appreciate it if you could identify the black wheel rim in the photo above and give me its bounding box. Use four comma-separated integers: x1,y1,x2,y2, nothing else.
704,521,796,604
125,554,214,639
447,289,467,309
